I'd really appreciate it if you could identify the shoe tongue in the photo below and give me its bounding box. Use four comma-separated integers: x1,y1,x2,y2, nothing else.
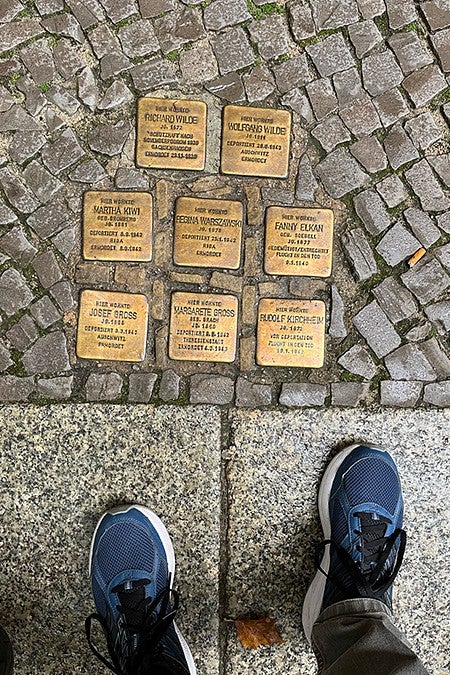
356,512,390,574
113,579,151,628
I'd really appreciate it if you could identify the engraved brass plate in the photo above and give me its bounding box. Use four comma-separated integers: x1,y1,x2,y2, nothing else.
256,299,325,368
83,191,153,262
77,290,149,362
169,292,238,363
136,97,207,171
265,207,334,277
174,197,243,269
221,105,292,178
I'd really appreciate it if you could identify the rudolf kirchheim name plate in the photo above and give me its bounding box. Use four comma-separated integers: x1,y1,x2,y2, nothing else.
174,196,243,269
256,299,325,368
77,290,149,362
169,292,238,363
221,105,291,178
136,97,207,171
83,191,153,262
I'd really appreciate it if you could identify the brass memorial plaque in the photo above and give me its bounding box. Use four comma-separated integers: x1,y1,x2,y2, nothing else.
265,207,334,277
174,197,243,269
83,191,153,262
136,97,207,171
169,292,238,363
77,290,149,362
221,104,292,178
256,299,325,368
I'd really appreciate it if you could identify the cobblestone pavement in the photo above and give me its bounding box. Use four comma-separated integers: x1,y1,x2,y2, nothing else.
0,0,449,407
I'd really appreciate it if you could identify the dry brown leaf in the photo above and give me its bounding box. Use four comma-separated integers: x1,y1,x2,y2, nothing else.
235,617,285,649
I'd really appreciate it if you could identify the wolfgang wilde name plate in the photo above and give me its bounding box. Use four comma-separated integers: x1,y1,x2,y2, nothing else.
265,207,334,277
136,97,207,171
221,104,291,178
77,290,149,362
174,196,243,269
169,292,238,363
256,299,325,368
83,191,153,262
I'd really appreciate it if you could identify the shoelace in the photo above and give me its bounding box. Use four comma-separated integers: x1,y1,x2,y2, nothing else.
316,515,407,601
85,582,181,675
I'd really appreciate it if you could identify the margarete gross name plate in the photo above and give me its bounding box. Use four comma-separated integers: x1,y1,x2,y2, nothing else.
265,207,334,277
174,196,243,269
221,104,291,178
83,191,153,262
256,299,325,368
169,292,238,363
136,97,207,171
77,290,149,362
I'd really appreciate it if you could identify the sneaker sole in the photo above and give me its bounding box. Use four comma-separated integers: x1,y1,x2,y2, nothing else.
301,444,387,643
89,504,197,675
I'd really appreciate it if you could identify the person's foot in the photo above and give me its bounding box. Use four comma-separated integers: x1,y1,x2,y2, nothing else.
0,627,13,675
86,505,196,675
302,444,406,643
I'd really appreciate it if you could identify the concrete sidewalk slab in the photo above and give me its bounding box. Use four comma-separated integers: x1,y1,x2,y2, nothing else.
226,408,450,674
0,405,222,675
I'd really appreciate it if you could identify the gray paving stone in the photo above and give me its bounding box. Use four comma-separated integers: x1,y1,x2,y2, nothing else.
350,136,388,173
87,24,119,59
23,160,63,204
423,381,450,406
331,382,370,406
0,269,34,317
353,300,401,357
425,301,450,335
0,0,24,22
69,158,107,184
118,19,159,58
354,189,390,235
77,67,99,112
374,88,410,127
388,31,434,76
49,280,75,311
404,208,441,248
115,168,149,190
159,369,181,401
315,148,369,198
0,227,37,265
206,73,245,103
236,378,272,407
180,39,218,85
0,343,12,372
431,27,450,71
281,89,314,122
288,0,315,40
243,66,275,103
8,131,45,164
386,0,417,29
0,86,15,113
342,228,378,281
98,81,133,110
357,0,385,17
421,1,450,31
130,59,178,91
348,19,382,57
311,115,351,152
420,337,450,378
138,0,177,16
405,323,431,342
85,372,123,400
401,258,450,305
203,0,250,30
100,52,132,80
190,374,234,404
6,315,38,350
32,251,63,289
22,331,70,375
405,159,450,212
333,67,365,108
385,344,437,381
41,129,84,175
249,15,294,60
42,13,84,43
435,243,450,270
376,174,408,208
0,106,41,132
340,97,381,137
306,34,354,77
279,383,327,407
88,121,131,157
305,78,337,120
373,277,418,323
362,50,403,96
338,344,377,379
0,19,43,54
51,228,73,258
0,205,16,226
16,74,46,117
273,55,311,94
128,373,158,403
380,381,423,407
329,285,348,338
98,0,138,23
0,376,34,401
310,0,359,30
0,168,39,214
295,154,319,202
403,65,447,108
405,112,441,152
211,27,255,76
20,38,55,86
53,39,86,80
30,296,61,329
376,223,422,266
154,7,204,53
66,0,105,28
28,202,74,240
437,211,450,234
37,376,73,399
428,154,450,188
384,123,419,170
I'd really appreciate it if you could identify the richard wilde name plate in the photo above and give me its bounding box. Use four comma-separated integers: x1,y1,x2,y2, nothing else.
174,197,243,269
83,191,153,262
265,207,333,277
221,105,291,178
77,290,149,362
256,299,325,368
169,292,238,363
136,97,207,171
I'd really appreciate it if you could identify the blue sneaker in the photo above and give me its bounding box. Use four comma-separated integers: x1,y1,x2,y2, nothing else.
302,444,406,643
86,505,196,675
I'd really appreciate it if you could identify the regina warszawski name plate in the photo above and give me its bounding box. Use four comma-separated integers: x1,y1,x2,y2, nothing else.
77,290,149,362
169,292,238,363
83,191,153,262
174,197,243,269
256,299,325,368
221,105,291,178
136,97,207,171
265,207,334,277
